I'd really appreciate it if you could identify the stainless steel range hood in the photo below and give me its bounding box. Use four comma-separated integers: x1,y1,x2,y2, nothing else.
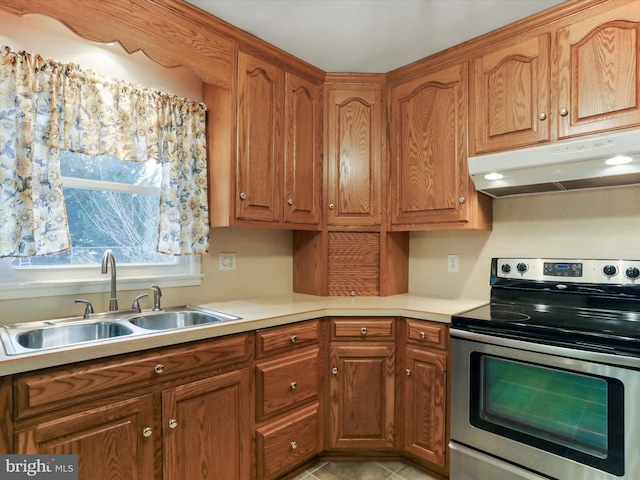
469,129,640,197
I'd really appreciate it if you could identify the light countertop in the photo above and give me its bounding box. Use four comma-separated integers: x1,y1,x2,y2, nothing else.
0,293,487,376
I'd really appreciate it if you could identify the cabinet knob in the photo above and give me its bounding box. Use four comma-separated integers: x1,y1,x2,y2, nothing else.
350,291,356,297
538,112,547,121
420,331,426,339
142,427,153,438
287,198,293,205
406,369,412,376
328,203,335,210
560,108,569,117
290,381,297,390
332,367,338,375
154,364,164,374
361,327,367,335
291,441,298,450
459,197,466,204
239,192,247,200
168,419,178,429
291,335,297,343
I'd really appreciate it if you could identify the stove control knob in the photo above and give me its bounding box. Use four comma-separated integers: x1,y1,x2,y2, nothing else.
501,264,511,274
625,267,640,279
516,263,528,273
603,265,618,277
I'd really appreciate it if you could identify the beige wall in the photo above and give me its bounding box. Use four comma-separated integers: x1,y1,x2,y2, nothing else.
0,227,293,323
408,185,640,301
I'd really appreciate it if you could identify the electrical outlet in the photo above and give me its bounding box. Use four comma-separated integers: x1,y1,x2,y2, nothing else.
448,254,459,273
219,252,236,271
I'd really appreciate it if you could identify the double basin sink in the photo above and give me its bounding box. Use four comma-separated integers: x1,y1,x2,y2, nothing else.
1,306,241,355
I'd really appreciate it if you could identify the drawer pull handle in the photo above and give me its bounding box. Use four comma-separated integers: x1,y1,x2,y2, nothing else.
142,427,153,438
290,381,297,390
361,327,367,335
332,367,338,375
168,419,178,429
406,369,412,376
291,441,298,450
154,364,164,374
291,335,297,343
420,331,426,339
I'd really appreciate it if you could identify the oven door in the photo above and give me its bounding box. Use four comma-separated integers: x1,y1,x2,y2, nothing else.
451,329,640,480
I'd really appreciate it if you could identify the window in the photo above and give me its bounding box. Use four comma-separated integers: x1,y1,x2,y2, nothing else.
0,152,201,300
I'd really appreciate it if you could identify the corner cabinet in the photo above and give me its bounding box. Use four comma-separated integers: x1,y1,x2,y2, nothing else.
389,62,491,229
325,82,383,227
327,318,396,450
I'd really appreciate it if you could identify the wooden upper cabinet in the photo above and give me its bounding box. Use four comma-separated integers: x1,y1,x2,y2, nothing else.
325,84,383,226
284,72,323,225
471,33,551,155
237,50,284,223
556,2,640,139
390,63,472,226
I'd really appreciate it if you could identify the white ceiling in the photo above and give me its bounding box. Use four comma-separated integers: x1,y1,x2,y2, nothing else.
186,0,566,73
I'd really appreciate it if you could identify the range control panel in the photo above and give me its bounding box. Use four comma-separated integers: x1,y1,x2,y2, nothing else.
495,258,640,284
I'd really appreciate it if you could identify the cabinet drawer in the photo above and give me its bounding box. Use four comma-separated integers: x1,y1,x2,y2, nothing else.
257,403,319,480
331,318,394,340
16,333,250,419
406,319,448,350
256,320,319,358
256,348,319,421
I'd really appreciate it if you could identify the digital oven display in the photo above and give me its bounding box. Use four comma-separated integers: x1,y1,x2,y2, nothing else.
543,262,583,277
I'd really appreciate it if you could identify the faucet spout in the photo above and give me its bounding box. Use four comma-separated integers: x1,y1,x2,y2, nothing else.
101,249,118,311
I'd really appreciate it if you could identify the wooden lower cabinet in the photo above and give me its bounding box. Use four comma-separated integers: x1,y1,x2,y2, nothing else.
16,395,156,480
403,348,447,468
163,369,251,480
12,334,253,480
327,320,395,450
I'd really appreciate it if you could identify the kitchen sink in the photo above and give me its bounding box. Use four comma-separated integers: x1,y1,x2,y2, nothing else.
127,308,237,330
16,321,134,350
1,305,241,355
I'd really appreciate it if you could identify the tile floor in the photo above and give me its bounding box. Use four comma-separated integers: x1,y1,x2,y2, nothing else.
290,461,441,480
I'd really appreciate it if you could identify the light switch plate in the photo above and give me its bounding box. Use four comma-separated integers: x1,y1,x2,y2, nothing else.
219,252,236,271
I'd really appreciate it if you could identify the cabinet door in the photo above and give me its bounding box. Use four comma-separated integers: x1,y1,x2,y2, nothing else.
328,344,394,449
403,348,447,468
163,368,251,480
390,63,469,225
557,3,640,139
237,50,283,222
284,72,322,225
472,33,551,154
326,86,382,226
16,395,155,480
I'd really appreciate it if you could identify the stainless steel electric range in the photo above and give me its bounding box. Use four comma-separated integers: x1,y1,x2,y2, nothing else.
450,258,640,480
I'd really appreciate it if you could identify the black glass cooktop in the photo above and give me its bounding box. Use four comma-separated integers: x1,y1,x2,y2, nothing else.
452,258,640,355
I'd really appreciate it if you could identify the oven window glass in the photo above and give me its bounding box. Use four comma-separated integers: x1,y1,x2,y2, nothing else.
481,356,607,457
470,353,624,476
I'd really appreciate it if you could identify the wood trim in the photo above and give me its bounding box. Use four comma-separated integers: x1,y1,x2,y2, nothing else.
0,375,13,453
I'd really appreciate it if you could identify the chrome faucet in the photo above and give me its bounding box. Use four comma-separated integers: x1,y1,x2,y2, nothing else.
101,249,118,311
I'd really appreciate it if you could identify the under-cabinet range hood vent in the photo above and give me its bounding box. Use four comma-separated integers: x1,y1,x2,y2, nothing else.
469,129,640,197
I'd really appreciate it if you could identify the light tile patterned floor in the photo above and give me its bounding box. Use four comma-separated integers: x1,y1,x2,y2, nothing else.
290,461,441,480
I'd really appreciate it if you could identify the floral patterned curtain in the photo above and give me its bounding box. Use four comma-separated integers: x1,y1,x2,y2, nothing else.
0,46,209,257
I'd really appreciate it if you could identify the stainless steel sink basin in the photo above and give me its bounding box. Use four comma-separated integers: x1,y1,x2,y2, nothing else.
1,305,240,355
16,321,133,350
128,308,239,331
